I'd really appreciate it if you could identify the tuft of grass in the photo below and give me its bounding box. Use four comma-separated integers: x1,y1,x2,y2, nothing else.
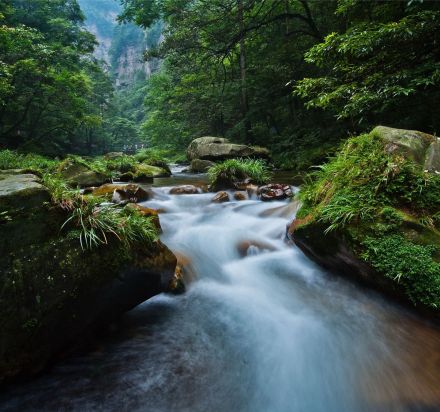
62,197,158,251
208,158,272,189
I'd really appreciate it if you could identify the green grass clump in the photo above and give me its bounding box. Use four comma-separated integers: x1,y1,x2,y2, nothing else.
0,150,57,172
208,158,272,188
299,133,440,231
62,197,158,251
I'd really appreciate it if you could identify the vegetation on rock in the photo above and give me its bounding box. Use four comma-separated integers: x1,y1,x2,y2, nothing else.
208,159,272,191
293,127,440,309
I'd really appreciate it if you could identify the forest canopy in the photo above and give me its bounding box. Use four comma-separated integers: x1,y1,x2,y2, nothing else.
1,0,439,169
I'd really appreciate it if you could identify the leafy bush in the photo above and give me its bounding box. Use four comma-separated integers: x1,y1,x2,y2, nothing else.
208,158,272,189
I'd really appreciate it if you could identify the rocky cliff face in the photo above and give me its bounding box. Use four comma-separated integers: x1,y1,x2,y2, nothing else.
77,0,161,86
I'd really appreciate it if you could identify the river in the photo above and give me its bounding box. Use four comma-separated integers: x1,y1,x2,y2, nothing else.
1,170,440,411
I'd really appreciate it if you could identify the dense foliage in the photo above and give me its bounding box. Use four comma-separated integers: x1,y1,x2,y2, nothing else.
118,0,440,170
0,0,107,154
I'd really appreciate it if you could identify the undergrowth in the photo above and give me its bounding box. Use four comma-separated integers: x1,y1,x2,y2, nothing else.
0,150,57,172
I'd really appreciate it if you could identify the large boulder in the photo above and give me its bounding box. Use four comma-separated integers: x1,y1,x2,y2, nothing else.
289,126,440,314
0,174,177,383
58,159,107,188
187,136,270,161
372,125,440,172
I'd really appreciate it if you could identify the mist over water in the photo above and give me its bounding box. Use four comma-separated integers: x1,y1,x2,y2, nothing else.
2,176,440,412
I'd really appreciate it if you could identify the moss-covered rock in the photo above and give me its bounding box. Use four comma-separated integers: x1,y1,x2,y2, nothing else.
289,126,440,313
0,174,177,383
58,158,107,188
187,136,271,161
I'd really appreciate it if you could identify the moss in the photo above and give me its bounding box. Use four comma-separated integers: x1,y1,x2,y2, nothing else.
295,129,440,309
360,235,440,308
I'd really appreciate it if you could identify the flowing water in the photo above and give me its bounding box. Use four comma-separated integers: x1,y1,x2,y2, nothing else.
2,171,440,412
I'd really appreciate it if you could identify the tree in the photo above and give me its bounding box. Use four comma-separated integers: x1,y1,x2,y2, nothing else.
295,1,440,133
0,0,115,154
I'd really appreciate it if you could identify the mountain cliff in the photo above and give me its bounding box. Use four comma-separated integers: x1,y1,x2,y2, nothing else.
77,0,161,86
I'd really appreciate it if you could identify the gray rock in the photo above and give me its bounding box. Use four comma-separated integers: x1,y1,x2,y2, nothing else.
0,172,50,212
424,139,440,174
372,125,435,166
187,136,270,161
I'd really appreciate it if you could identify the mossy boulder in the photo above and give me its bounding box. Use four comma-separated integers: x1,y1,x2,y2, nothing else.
119,164,170,182
58,159,107,188
0,174,177,383
187,136,270,161
289,126,440,313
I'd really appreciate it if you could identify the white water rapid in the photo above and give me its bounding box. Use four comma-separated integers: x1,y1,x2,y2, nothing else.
1,174,440,412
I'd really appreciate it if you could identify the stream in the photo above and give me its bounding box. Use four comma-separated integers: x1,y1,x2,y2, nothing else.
1,170,440,411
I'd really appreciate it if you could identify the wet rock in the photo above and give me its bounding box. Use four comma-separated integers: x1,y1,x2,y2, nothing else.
233,178,252,190
234,191,247,201
112,184,151,204
190,159,215,173
187,136,270,161
258,184,293,201
212,191,230,203
246,184,259,198
169,185,200,195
